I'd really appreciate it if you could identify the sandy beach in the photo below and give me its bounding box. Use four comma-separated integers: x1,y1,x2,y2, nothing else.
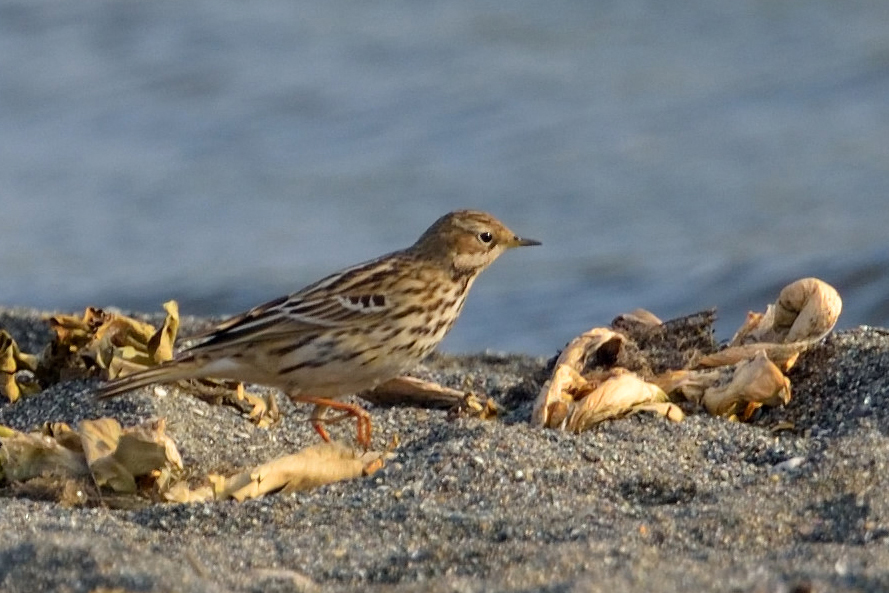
1,306,887,593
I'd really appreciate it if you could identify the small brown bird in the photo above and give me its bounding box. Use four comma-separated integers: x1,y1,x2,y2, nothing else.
97,210,539,446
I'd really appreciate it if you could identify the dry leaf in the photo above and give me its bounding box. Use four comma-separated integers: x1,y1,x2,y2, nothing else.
0,418,183,497
0,427,90,482
730,278,841,346
170,442,389,503
80,418,136,492
565,369,681,432
183,379,280,427
650,368,724,403
147,300,180,364
43,303,181,382
532,328,627,428
701,351,791,418
611,308,664,333
693,342,804,371
0,330,40,402
532,365,585,429
361,375,467,408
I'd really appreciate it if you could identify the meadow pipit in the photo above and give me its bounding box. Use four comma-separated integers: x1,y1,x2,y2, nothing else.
98,210,540,446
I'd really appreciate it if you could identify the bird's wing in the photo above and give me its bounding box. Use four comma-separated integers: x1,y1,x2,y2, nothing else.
183,254,408,353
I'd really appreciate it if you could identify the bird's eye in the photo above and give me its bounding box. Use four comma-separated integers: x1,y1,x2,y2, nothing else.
478,231,494,244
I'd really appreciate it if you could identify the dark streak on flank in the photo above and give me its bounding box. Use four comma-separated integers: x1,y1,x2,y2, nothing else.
270,334,317,356
278,358,329,374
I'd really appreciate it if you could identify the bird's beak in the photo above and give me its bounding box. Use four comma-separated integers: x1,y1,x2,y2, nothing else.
509,236,541,248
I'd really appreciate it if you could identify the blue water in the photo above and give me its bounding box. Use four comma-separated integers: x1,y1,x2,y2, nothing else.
2,0,888,354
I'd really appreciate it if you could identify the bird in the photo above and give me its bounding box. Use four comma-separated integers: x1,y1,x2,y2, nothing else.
97,210,540,447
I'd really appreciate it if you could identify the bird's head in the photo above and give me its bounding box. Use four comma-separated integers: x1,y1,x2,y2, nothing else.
411,210,540,273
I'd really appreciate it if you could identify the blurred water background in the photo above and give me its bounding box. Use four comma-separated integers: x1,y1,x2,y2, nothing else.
2,0,888,355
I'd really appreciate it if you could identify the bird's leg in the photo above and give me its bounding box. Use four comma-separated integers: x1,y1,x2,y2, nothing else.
289,394,372,449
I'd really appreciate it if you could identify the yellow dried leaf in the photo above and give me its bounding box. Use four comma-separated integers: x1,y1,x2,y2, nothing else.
702,351,791,417
79,418,136,492
1,373,20,404
44,422,84,453
0,330,40,403
730,278,842,346
148,300,180,364
531,328,627,429
612,308,663,329
532,364,585,428
650,368,724,403
694,342,807,371
0,426,90,482
209,442,388,502
566,370,677,432
557,327,626,372
115,418,183,477
362,375,467,408
47,313,95,348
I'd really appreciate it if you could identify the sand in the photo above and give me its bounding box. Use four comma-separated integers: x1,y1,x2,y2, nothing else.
1,307,888,593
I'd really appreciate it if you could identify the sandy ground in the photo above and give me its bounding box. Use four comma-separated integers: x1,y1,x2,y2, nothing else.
1,307,888,593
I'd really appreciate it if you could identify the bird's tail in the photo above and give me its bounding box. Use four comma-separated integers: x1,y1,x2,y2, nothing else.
95,360,201,400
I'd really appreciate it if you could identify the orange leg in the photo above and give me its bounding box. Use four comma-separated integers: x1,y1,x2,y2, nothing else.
288,395,372,449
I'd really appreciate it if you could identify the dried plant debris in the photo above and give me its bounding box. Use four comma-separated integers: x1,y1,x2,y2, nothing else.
1,419,387,504
653,351,792,421
361,376,468,408
614,308,718,375
45,301,180,382
564,369,683,432
1,302,281,427
535,278,841,432
0,418,182,498
165,442,389,503
731,277,842,346
0,302,182,402
695,278,842,369
0,330,40,402
532,329,683,430
179,379,281,428
361,375,499,419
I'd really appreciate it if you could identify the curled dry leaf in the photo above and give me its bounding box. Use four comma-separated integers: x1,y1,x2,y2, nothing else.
362,375,498,419
650,368,724,404
147,300,180,363
532,329,678,430
693,342,803,371
532,328,626,428
702,351,791,419
565,369,682,432
611,308,664,334
165,441,389,503
41,301,181,383
654,351,791,420
182,379,281,427
532,364,584,429
47,307,111,349
0,330,40,402
81,301,180,379
696,278,841,372
0,418,182,496
361,375,467,408
730,278,842,346
554,327,626,372
0,426,90,482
